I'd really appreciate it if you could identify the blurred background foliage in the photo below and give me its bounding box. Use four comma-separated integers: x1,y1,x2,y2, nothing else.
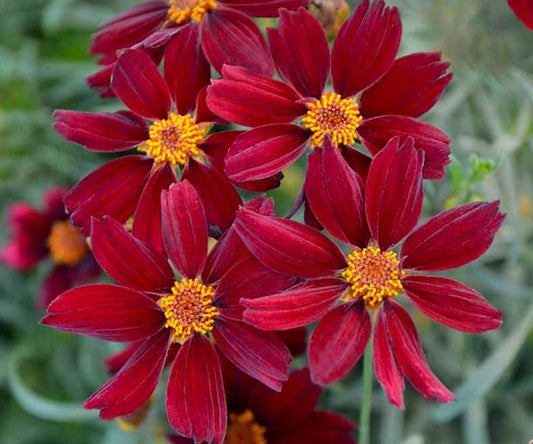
0,0,532,443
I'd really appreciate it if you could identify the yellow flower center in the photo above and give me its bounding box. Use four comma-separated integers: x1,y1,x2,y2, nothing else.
341,247,404,310
225,410,267,444
159,279,219,343
302,92,362,147
167,0,218,24
47,220,88,266
140,113,206,166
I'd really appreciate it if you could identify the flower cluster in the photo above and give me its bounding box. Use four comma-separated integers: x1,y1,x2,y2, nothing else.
2,0,504,442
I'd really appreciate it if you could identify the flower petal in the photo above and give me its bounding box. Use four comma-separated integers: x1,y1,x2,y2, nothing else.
309,301,371,385
402,275,503,333
268,7,329,98
401,201,505,272
508,0,533,30
242,278,347,330
38,266,74,309
112,49,171,120
365,137,424,250
42,284,165,341
235,208,347,279
105,341,142,374
167,335,226,444
199,130,243,172
341,145,372,182
383,300,455,402
225,124,309,182
219,0,308,17
91,217,174,291
201,7,274,76
331,0,401,97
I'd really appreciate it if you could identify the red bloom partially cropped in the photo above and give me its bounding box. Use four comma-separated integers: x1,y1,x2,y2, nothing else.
169,366,356,444
508,0,533,30
55,48,243,244
1,188,99,307
235,137,504,407
41,183,295,444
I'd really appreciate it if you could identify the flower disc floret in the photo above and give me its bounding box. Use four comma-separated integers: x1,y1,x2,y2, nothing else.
226,409,267,444
342,247,403,310
159,279,218,343
168,0,218,24
302,92,362,147
47,220,88,266
140,113,205,166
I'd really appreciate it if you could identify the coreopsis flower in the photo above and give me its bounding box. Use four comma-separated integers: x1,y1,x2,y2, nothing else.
0,188,99,308
41,183,295,443
55,48,243,245
207,2,452,192
168,366,356,444
234,137,504,407
507,0,533,30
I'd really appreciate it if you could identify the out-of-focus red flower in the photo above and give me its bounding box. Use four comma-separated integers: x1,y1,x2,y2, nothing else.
235,137,504,408
507,0,533,30
55,48,244,243
168,366,356,444
41,185,296,444
1,188,99,308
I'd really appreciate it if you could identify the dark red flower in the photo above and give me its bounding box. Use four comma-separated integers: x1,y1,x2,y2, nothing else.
168,366,356,444
41,184,295,443
235,137,504,408
508,0,533,30
1,188,99,308
206,3,453,195
55,48,243,244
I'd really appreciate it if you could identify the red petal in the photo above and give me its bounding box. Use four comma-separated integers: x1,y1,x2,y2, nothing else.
402,275,503,333
341,145,372,182
86,64,115,98
235,208,346,279
38,266,74,309
91,217,174,291
219,0,308,17
84,329,170,418
383,300,455,402
360,52,452,118
167,335,227,444
275,327,307,357
165,23,210,115
199,130,243,172
305,138,369,247
161,182,208,279
365,137,424,250
105,342,142,374
65,156,153,235
358,115,451,179
332,0,401,97
53,110,149,152
132,164,177,255
268,7,329,98
401,201,505,272
225,124,309,182
508,0,533,30
112,49,171,120
206,65,306,127
42,284,165,341
213,318,290,390
309,301,371,385
43,187,68,220
201,7,274,76
242,278,347,330
374,308,404,408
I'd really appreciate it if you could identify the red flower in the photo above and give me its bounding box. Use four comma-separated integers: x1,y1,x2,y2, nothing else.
235,137,504,408
168,366,356,444
87,0,308,96
206,3,452,192
1,188,99,308
41,183,295,443
507,0,533,30
55,48,243,244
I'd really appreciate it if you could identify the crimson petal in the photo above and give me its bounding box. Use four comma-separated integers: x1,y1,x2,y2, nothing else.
508,0,533,30
219,0,308,17
199,130,243,172
341,145,372,182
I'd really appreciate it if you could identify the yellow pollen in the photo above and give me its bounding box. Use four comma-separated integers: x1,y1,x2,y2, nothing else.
139,113,206,166
167,0,218,24
47,220,88,266
341,247,404,310
159,279,218,343
302,92,362,147
225,410,267,444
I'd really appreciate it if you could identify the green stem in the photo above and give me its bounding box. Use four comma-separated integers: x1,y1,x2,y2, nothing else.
359,338,374,444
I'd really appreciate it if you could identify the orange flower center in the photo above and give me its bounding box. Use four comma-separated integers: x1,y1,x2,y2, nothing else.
167,0,218,24
158,279,219,343
140,113,206,166
302,92,362,147
225,410,267,444
47,220,88,266
341,247,404,310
